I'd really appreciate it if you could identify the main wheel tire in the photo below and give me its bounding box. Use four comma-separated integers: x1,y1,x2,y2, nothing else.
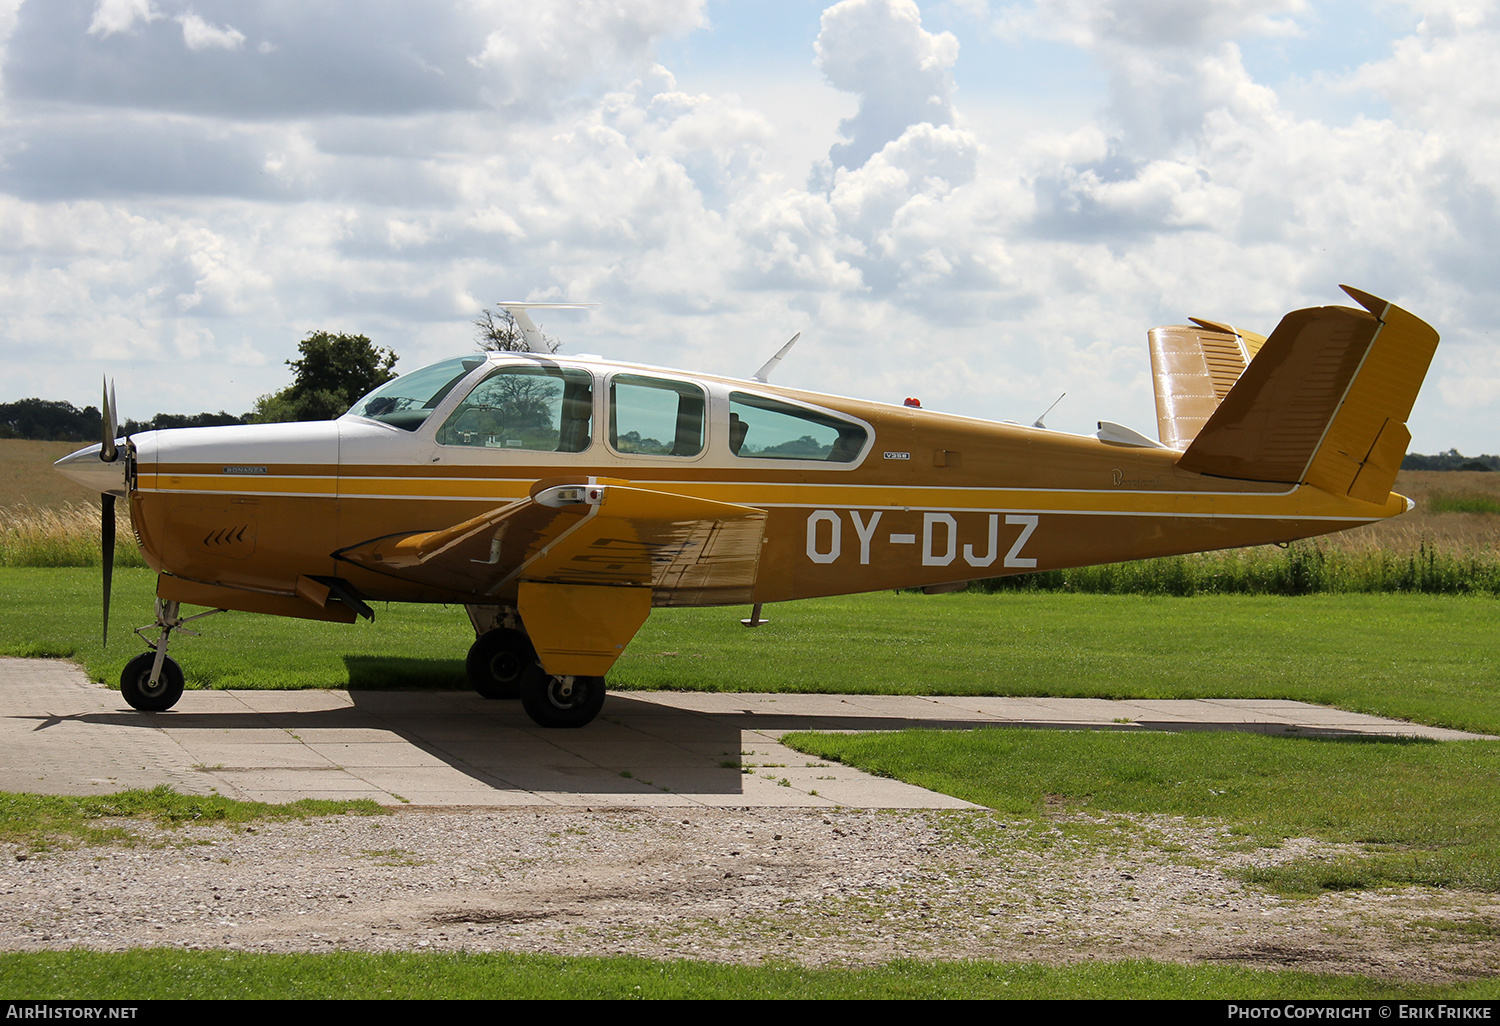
519,665,606,728
465,628,536,700
120,652,185,712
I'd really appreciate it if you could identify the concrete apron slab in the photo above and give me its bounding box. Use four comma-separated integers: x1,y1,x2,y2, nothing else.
1,658,1491,809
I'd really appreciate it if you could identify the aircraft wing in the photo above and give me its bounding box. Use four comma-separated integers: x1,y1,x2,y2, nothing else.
334,476,767,604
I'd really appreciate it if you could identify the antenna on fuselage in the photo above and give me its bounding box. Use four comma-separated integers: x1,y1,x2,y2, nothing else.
495,302,597,352
752,332,801,383
1032,392,1065,430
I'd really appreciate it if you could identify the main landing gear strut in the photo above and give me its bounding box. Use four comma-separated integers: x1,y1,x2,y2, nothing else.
464,607,605,729
119,598,224,712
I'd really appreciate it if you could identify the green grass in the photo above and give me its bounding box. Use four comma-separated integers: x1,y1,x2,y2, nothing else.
0,567,471,691
0,950,1493,999
1430,492,1500,515
781,728,1500,893
623,589,1500,735
0,785,384,852
6,568,1500,733
982,542,1500,595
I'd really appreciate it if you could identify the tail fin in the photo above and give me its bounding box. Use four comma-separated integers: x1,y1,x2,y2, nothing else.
1175,286,1439,502
1147,320,1268,447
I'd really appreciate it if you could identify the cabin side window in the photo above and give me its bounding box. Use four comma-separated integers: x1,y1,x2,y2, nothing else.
437,366,594,453
728,392,867,462
609,374,706,458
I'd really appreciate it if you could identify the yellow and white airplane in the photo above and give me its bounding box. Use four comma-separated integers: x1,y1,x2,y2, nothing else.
55,286,1439,728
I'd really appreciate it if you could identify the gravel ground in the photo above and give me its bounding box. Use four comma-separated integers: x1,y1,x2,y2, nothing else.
4,806,1498,983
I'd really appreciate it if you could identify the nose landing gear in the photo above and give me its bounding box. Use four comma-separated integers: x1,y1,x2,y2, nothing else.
118,598,224,712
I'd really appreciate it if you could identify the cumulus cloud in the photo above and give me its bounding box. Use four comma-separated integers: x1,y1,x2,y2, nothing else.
0,0,1493,454
8,0,704,119
794,0,985,301
1011,1,1300,244
468,0,705,110
87,0,160,38
177,11,244,51
998,0,1305,50
1350,2,1500,146
815,0,960,170
1000,1,1294,159
832,124,978,225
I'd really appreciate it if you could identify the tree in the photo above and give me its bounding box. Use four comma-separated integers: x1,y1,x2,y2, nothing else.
0,398,101,441
252,331,398,423
473,307,559,353
120,411,247,434
0,397,251,440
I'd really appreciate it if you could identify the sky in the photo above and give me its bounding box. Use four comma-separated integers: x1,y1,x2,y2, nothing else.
0,0,1494,453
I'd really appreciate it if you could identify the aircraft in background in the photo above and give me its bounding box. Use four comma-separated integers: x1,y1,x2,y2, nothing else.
56,286,1439,728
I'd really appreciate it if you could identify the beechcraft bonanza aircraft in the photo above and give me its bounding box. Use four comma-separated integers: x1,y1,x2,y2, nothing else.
56,287,1438,728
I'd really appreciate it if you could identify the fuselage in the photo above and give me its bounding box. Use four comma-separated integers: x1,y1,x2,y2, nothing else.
84,351,1407,610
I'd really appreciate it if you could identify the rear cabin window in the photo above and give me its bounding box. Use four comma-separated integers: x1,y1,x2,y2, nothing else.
728,392,867,462
609,374,706,457
437,365,594,453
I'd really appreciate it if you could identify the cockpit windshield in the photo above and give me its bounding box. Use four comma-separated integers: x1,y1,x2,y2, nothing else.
344,356,485,430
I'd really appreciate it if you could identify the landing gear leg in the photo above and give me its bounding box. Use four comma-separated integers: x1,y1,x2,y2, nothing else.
120,598,223,712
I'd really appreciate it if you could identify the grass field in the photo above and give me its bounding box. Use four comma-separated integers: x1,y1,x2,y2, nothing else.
1352,470,1500,552
0,439,102,510
3,949,1494,1000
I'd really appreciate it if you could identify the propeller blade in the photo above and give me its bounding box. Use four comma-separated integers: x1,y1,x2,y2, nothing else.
101,493,115,647
100,376,118,464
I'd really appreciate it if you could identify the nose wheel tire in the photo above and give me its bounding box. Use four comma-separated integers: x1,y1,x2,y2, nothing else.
519,666,606,728
466,628,536,700
120,653,185,712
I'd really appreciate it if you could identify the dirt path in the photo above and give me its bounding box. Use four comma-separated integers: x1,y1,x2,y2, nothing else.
4,805,1497,983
